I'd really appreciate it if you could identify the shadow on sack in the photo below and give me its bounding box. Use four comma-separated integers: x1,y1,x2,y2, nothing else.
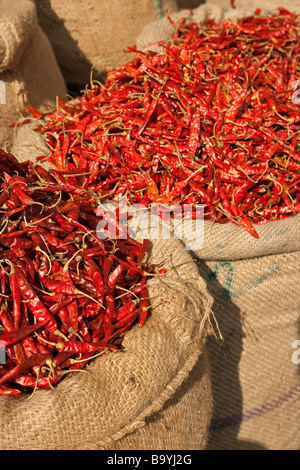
195,259,268,450
34,0,100,95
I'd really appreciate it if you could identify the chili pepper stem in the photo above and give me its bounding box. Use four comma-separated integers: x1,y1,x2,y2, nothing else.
54,329,70,341
57,369,90,377
62,248,84,273
26,368,40,401
69,350,106,364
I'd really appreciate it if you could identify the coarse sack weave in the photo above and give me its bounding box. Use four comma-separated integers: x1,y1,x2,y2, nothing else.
0,239,213,450
206,0,300,13
34,0,178,92
0,0,67,151
137,3,300,450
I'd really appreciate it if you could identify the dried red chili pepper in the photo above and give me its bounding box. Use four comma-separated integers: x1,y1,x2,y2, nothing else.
0,386,21,396
0,353,51,387
14,268,59,333
0,321,47,347
67,300,79,335
55,340,118,354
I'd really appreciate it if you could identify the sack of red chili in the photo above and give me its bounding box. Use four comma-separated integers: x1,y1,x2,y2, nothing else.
0,0,67,151
0,150,213,450
11,2,300,450
136,3,300,450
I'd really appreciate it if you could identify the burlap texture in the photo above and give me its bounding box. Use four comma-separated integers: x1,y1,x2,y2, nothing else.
11,120,53,169
0,0,36,72
34,0,178,92
188,216,300,260
0,0,67,151
98,350,212,451
136,3,258,50
206,0,300,13
136,3,300,450
197,252,300,451
0,239,213,450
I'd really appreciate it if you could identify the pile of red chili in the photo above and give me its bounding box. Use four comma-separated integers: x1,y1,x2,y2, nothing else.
0,151,154,396
28,8,300,239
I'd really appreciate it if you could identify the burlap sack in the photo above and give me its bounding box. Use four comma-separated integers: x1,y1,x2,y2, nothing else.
136,2,257,50
197,252,300,451
206,0,300,13
34,0,178,92
101,350,212,451
0,0,67,151
12,120,53,168
0,239,213,450
136,3,300,450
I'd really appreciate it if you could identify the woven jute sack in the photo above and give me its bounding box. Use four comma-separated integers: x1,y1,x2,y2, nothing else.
0,0,67,152
34,0,178,92
0,238,213,450
136,2,257,50
136,3,300,450
206,0,300,13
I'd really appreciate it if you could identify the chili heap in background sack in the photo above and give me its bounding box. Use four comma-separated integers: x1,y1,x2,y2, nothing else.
0,0,66,151
136,3,300,450
16,6,300,238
